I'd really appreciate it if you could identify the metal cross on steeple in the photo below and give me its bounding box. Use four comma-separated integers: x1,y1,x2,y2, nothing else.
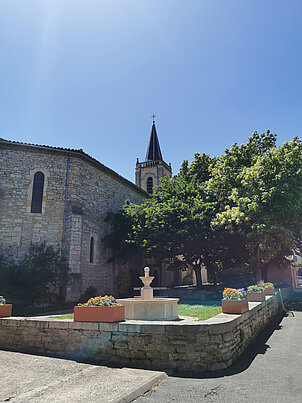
151,114,157,122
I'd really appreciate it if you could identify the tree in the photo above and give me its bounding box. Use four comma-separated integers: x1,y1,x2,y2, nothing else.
104,132,302,286
104,154,218,287
0,242,70,303
211,136,302,280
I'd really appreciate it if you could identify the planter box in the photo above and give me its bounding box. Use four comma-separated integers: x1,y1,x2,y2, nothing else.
222,299,249,314
247,291,266,302
0,304,12,318
74,305,125,322
264,287,275,296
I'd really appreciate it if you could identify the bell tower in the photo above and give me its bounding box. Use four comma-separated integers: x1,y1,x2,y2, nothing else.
136,118,172,194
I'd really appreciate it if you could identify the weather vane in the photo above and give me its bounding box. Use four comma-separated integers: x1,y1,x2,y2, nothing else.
151,114,157,122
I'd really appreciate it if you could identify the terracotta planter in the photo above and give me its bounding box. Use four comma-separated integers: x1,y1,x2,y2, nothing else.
247,291,266,302
74,305,125,322
0,304,12,318
264,287,275,296
222,299,249,314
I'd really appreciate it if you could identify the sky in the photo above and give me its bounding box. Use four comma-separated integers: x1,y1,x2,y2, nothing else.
1,0,302,182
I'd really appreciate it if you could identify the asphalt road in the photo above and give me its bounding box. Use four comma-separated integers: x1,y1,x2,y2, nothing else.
135,292,302,403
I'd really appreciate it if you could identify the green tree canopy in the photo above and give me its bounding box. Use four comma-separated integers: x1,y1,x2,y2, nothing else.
104,132,302,285
212,136,302,279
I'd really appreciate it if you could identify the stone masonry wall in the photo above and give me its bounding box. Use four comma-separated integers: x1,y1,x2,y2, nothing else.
0,295,283,373
135,161,172,193
0,142,146,299
0,146,67,259
66,156,146,297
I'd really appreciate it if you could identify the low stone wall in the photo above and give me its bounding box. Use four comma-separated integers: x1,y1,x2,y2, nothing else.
0,294,283,373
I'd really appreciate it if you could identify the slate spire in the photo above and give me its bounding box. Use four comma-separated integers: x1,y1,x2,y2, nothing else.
145,121,163,161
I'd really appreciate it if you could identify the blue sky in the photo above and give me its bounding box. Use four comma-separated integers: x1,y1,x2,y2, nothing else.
1,0,301,181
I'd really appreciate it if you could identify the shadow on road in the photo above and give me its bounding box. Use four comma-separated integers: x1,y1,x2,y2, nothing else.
171,313,285,379
172,290,302,379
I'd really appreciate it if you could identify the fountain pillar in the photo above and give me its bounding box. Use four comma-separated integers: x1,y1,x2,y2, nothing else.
140,266,154,300
117,267,179,321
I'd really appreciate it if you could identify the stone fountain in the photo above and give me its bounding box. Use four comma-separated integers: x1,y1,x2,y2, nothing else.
117,267,179,321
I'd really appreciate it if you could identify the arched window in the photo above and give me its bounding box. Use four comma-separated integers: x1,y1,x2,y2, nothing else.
90,237,95,263
147,177,153,194
31,171,45,213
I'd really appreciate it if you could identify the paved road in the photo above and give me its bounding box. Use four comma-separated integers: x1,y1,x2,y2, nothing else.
135,292,302,403
0,351,166,403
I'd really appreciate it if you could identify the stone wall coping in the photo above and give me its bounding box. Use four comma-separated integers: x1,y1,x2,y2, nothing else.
0,294,278,333
0,292,284,373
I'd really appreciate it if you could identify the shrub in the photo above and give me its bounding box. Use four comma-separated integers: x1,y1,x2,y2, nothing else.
0,242,70,304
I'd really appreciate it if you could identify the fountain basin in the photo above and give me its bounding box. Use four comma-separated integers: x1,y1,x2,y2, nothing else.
116,298,179,321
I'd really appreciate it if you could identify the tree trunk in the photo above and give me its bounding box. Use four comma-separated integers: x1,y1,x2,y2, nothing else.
173,269,180,286
250,265,258,283
193,265,202,288
260,262,269,282
206,264,217,285
211,268,217,285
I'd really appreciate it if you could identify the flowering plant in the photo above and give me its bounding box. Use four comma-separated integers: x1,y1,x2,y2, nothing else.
222,288,247,300
78,295,119,307
0,296,6,305
247,285,265,292
258,282,274,289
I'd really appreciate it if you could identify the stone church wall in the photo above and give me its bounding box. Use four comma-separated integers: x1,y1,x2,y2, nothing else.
0,142,146,300
0,146,67,259
65,156,146,299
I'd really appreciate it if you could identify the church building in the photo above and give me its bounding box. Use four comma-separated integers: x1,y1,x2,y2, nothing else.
0,121,174,300
135,119,172,193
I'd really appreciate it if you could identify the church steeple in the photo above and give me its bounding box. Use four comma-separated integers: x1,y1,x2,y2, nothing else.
145,122,163,161
135,119,172,194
